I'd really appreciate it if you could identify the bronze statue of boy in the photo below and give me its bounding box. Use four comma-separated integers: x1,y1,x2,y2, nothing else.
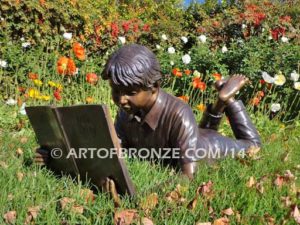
35,44,261,180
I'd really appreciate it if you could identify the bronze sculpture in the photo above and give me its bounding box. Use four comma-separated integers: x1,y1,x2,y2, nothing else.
102,44,261,179
35,44,261,195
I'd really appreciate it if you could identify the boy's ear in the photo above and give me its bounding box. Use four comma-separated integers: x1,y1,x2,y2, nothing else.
151,86,158,94
153,81,160,88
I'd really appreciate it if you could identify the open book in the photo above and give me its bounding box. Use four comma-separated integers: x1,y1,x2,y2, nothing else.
25,105,136,196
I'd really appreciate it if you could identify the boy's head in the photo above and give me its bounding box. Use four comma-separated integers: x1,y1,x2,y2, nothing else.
102,44,162,114
102,44,162,88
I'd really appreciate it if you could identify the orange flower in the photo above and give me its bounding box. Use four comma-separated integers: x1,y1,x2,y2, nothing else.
172,68,182,77
196,103,206,112
86,97,94,104
178,95,189,103
57,57,77,76
18,86,26,93
86,73,98,85
192,77,206,91
192,77,201,88
28,72,38,80
184,69,191,76
73,42,85,60
39,0,45,6
198,82,206,91
212,73,222,81
53,89,62,101
251,97,260,106
257,91,264,97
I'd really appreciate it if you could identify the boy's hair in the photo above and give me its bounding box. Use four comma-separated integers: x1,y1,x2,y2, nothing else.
102,44,162,88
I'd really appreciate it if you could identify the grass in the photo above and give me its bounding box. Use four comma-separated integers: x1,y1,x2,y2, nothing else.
0,103,299,224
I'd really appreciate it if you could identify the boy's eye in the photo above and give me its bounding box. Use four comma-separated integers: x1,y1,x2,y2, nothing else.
126,91,138,96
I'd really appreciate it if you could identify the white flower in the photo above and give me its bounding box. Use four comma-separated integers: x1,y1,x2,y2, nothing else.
182,54,191,64
118,36,126,44
156,44,161,49
274,73,286,86
262,71,274,83
168,47,175,54
6,98,17,106
268,36,273,40
0,17,4,21
63,32,72,40
290,70,299,82
281,36,288,43
20,37,25,42
0,60,8,68
181,36,188,43
19,103,26,115
262,28,265,32
221,45,228,53
271,103,281,112
170,61,174,66
193,70,201,78
22,42,31,48
294,82,300,91
161,34,168,40
198,35,206,43
242,24,247,29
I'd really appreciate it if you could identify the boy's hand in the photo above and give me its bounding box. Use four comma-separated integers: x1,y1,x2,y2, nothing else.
34,148,49,166
103,178,121,207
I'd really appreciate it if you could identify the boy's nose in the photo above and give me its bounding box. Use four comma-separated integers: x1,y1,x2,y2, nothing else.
119,95,128,105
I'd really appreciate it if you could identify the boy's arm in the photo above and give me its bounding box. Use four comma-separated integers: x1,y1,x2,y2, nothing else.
198,104,223,131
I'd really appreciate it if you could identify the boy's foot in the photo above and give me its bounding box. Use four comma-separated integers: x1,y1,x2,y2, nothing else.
214,78,228,91
219,74,249,103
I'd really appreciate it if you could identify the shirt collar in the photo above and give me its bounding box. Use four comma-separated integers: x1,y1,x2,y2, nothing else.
127,88,164,130
141,88,164,130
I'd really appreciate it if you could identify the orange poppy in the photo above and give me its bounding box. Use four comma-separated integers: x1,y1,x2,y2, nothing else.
73,42,85,60
251,97,260,106
28,72,38,80
57,57,77,76
257,91,264,97
184,69,191,76
196,103,206,112
198,82,206,91
172,68,182,78
86,73,98,85
192,77,206,91
212,73,222,81
18,86,26,93
178,95,189,103
39,0,45,6
53,89,62,101
192,77,201,88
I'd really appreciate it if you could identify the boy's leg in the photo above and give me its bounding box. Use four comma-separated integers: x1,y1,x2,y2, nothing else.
224,100,261,146
199,75,247,130
216,75,260,146
199,75,260,146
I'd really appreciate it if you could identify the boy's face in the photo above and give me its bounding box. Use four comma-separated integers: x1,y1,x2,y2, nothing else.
109,80,157,115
